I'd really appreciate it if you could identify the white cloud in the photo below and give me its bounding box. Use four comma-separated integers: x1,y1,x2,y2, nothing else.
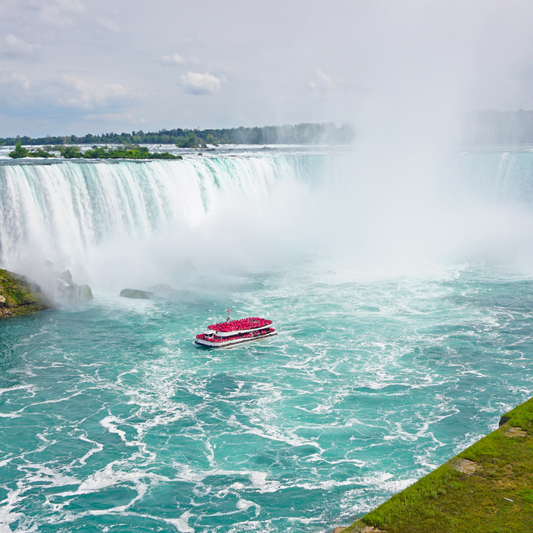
52,0,85,12
97,17,120,32
27,0,87,27
0,72,137,118
162,53,184,66
85,112,143,123
180,71,225,95
0,70,33,114
49,75,130,109
2,34,41,59
315,68,336,90
0,70,31,91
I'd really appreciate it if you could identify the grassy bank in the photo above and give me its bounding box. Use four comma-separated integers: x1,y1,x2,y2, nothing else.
343,398,533,533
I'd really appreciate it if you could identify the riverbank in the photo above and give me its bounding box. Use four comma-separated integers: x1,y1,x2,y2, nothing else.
0,269,49,318
338,398,533,533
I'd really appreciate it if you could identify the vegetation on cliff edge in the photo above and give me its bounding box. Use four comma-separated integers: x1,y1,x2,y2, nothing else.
58,145,181,160
0,269,49,318
8,142,54,159
8,144,182,160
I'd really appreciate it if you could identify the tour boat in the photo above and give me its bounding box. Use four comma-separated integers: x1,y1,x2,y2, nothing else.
194,316,277,348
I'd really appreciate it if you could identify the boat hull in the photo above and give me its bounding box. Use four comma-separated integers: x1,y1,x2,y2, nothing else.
194,330,277,348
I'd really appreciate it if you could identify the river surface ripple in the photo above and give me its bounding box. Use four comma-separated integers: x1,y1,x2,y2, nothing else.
1,264,533,532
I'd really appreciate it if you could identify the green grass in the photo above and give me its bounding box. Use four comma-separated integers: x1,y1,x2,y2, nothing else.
345,398,533,533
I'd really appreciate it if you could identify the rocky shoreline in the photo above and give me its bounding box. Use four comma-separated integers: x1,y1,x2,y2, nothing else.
0,269,50,318
0,267,93,318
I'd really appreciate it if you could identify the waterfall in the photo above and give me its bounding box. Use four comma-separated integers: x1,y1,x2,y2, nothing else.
3,148,533,288
453,150,533,206
0,155,328,286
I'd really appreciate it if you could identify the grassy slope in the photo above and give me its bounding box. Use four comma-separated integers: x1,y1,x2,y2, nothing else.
346,398,533,533
0,269,48,317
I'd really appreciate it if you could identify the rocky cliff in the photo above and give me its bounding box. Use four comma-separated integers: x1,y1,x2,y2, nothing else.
0,269,50,318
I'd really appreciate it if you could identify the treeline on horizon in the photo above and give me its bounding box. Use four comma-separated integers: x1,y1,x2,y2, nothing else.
463,110,533,144
0,123,355,147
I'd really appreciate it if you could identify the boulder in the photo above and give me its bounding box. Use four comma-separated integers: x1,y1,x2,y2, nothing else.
59,283,94,305
76,285,93,301
52,269,93,306
59,269,73,284
499,416,511,427
120,288,153,299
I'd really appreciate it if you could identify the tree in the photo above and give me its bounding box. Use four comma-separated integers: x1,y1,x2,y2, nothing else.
176,132,204,148
60,146,84,158
8,142,29,159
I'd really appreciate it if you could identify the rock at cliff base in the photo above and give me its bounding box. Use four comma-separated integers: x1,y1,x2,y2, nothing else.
59,283,94,305
0,269,49,318
120,288,153,299
59,269,73,284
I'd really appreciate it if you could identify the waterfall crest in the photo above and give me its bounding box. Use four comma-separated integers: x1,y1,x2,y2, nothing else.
0,156,322,266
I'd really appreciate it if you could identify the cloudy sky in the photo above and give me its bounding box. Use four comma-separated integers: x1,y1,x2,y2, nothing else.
1,0,533,137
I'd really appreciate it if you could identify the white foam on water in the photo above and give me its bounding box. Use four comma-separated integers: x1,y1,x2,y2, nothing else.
237,422,323,452
74,434,104,467
248,472,281,494
17,463,78,489
225,519,277,532
236,499,260,516
17,393,82,415
0,487,23,531
74,464,157,496
0,385,33,396
295,478,363,491
100,415,130,445
304,456,367,468
166,511,195,532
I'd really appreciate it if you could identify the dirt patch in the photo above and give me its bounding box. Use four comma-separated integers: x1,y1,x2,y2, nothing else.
342,524,385,533
450,458,481,475
505,427,527,437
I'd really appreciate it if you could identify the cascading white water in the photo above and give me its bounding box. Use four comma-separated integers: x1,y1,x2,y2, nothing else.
452,150,533,205
3,148,533,290
0,155,329,284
